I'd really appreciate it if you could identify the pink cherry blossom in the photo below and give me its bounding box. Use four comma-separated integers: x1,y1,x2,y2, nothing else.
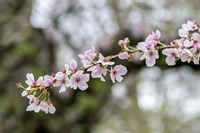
118,52,129,60
142,48,159,67
162,48,180,65
178,20,198,38
98,54,115,66
118,37,130,47
176,39,193,58
44,75,54,87
78,47,96,68
146,30,161,43
138,32,159,48
39,101,56,114
26,95,41,113
192,33,200,42
178,28,189,38
88,53,113,81
25,73,43,86
70,70,90,90
87,65,107,81
177,39,193,48
152,30,161,40
180,54,192,63
137,43,159,67
146,41,156,48
110,65,127,83
53,72,64,87
182,20,198,31
53,72,70,93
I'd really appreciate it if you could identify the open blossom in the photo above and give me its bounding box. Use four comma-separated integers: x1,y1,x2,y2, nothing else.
53,72,70,93
87,65,107,81
88,54,114,81
192,33,200,42
180,53,192,63
178,28,189,38
137,43,159,67
118,37,130,47
162,48,180,65
26,95,41,113
44,75,54,87
53,64,71,93
70,70,90,90
177,39,193,48
26,95,56,114
110,65,127,83
146,30,161,44
25,73,43,86
142,48,159,67
182,20,198,31
98,54,115,66
118,52,129,60
23,73,44,97
79,47,96,68
137,30,161,49
178,20,198,38
39,101,56,114
176,39,193,60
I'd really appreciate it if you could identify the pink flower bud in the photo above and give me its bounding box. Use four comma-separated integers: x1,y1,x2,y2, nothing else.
118,52,129,60
118,37,129,47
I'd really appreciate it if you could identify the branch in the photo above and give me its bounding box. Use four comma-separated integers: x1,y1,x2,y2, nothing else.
17,20,200,114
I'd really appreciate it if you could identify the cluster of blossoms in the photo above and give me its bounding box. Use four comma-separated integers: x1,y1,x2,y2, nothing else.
136,30,161,67
17,20,200,114
17,47,128,114
164,20,200,65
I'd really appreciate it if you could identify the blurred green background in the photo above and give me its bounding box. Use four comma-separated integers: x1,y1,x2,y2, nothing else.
1,0,200,133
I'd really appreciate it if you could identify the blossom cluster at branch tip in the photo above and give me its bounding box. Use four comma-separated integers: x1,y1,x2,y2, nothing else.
17,20,200,114
163,20,200,65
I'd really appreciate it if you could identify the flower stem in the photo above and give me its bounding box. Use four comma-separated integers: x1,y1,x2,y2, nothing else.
157,41,168,46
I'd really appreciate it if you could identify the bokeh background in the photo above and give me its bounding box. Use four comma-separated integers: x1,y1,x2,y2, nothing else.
1,0,200,133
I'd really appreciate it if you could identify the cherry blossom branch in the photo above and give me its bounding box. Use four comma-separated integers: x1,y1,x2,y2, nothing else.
16,20,200,114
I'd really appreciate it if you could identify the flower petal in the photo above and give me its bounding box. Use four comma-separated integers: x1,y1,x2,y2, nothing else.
146,57,156,67
115,75,123,82
70,59,77,71
115,65,127,75
80,74,90,82
59,84,66,93
166,57,176,66
178,29,188,38
49,104,56,114
78,82,88,91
